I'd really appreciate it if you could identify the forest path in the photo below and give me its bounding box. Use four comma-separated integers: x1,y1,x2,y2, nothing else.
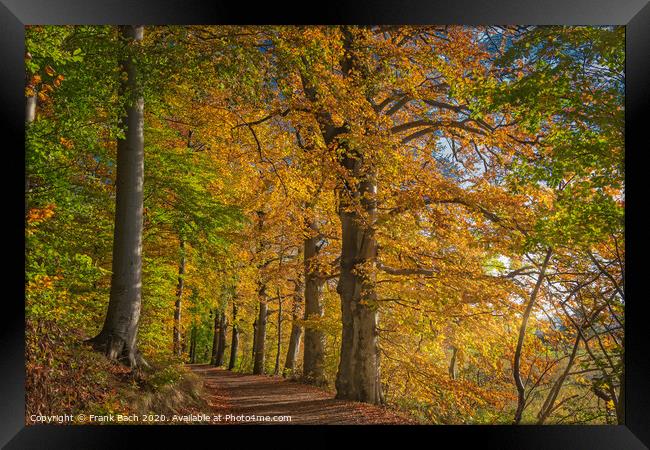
189,364,414,425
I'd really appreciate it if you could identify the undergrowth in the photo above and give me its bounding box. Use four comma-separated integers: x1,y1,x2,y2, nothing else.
26,319,207,425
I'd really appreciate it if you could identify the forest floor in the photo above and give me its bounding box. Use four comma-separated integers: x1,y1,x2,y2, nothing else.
189,364,416,425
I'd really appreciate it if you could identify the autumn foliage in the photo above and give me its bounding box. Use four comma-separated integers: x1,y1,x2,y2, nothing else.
25,25,624,424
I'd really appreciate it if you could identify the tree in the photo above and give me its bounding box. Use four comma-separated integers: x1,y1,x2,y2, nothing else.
303,229,328,384
228,302,240,370
253,299,268,374
284,276,303,376
88,25,146,368
276,26,384,403
173,238,186,356
512,248,552,424
210,309,220,365
272,25,524,404
478,26,624,424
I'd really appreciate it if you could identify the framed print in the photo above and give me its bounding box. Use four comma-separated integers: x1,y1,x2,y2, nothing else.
2,0,649,448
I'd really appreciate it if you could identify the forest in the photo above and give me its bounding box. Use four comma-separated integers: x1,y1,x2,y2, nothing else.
25,25,624,425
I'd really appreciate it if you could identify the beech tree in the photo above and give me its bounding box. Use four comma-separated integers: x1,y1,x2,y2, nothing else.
88,25,146,368
283,275,304,375
229,302,240,370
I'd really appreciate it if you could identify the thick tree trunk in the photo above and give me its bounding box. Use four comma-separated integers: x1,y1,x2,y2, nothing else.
513,248,553,424
284,277,304,376
334,163,382,404
297,27,383,403
210,309,220,365
303,233,326,385
216,311,227,366
173,239,185,356
253,290,268,375
88,26,146,369
284,323,303,377
228,303,239,370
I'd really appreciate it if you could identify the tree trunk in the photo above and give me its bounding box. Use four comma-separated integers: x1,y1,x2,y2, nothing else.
303,232,326,385
253,289,268,375
449,347,458,380
189,325,197,364
25,90,37,124
334,162,382,404
210,309,220,365
228,303,239,370
252,316,257,363
537,331,580,424
25,73,37,216
25,56,37,123
173,239,185,356
252,208,268,375
274,288,282,375
616,363,625,425
216,311,227,366
88,26,146,369
296,27,383,403
513,248,553,424
284,277,304,376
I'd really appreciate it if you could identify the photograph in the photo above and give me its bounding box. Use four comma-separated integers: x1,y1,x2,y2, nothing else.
24,24,626,427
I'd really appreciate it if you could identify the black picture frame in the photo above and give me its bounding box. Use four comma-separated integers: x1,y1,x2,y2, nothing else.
2,1,648,448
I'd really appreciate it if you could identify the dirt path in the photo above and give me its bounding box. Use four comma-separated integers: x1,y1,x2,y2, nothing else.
189,364,414,425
